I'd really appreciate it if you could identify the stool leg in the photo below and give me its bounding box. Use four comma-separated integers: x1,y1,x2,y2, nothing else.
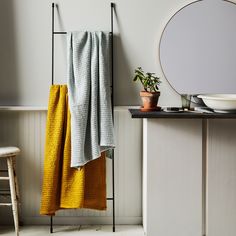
13,157,22,226
7,157,19,236
12,158,20,200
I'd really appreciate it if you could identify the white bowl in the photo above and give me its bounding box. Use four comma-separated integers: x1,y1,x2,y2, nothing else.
197,94,236,113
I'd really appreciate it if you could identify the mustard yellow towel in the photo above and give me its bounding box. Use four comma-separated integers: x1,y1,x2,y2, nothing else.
40,85,106,215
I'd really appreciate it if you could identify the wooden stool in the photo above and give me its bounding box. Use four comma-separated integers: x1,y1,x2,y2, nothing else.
0,147,20,236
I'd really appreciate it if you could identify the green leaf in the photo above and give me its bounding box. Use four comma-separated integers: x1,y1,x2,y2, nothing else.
133,67,161,91
133,75,138,81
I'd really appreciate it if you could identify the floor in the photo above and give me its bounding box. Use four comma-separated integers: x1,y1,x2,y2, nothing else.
0,225,144,236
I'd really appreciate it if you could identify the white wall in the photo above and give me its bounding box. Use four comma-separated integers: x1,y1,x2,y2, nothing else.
0,0,195,106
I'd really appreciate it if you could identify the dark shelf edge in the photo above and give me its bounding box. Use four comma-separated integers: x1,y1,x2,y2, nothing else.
129,109,236,119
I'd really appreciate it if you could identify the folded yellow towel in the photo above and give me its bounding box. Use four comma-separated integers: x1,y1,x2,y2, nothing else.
40,85,106,216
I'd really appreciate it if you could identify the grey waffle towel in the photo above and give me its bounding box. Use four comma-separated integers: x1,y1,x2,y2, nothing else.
67,31,115,167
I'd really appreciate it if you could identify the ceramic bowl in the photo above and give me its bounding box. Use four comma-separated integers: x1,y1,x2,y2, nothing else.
198,94,236,113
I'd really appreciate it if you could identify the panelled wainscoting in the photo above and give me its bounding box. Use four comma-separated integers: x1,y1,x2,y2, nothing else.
0,107,142,225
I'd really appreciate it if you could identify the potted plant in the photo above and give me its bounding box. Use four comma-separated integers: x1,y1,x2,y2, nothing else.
133,67,161,111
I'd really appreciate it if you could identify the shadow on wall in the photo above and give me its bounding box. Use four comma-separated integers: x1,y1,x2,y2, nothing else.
114,36,139,106
113,7,139,106
0,0,19,105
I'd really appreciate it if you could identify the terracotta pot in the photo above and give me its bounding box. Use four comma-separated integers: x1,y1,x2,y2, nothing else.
140,91,160,109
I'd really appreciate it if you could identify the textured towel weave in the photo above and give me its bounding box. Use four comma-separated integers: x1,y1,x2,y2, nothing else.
67,31,115,167
40,85,106,215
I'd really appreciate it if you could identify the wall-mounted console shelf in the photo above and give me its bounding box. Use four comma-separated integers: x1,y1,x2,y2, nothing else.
129,109,236,119
129,108,236,236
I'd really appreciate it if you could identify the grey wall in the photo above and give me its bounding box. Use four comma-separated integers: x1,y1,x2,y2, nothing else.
0,0,192,107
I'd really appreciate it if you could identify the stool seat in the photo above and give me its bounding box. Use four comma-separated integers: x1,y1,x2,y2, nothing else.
0,147,20,158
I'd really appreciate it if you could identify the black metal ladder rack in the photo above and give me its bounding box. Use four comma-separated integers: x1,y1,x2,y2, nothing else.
50,2,115,233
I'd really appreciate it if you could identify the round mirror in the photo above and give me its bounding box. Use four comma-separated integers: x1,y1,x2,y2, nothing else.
159,0,236,95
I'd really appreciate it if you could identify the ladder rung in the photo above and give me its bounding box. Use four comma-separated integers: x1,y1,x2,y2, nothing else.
106,197,114,200
0,203,12,206
0,177,9,180
0,189,10,191
0,192,10,196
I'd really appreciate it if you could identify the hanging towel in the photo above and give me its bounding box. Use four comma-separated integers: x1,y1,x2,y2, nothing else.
40,85,106,216
67,31,115,168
